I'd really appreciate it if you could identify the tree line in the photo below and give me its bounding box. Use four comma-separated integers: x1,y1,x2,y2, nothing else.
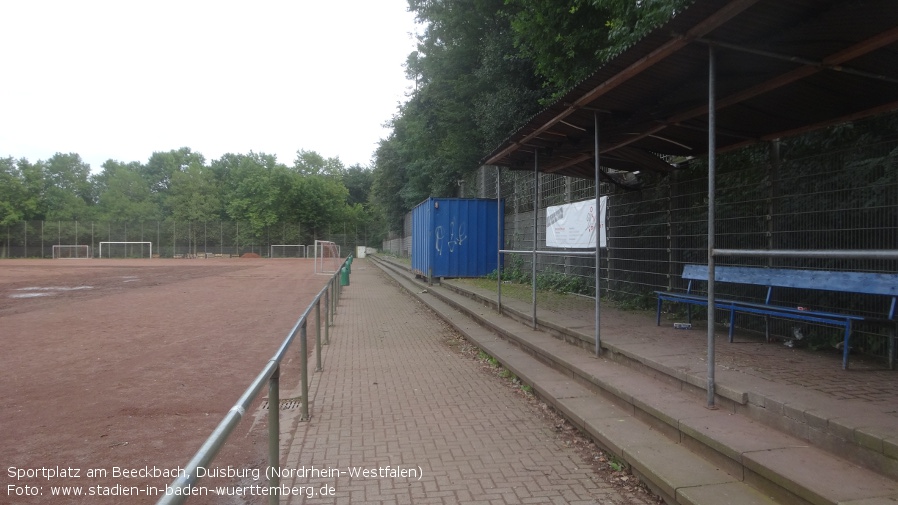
0,147,379,242
371,0,688,231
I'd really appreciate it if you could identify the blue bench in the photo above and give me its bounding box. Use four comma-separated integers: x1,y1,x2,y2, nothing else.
655,264,898,369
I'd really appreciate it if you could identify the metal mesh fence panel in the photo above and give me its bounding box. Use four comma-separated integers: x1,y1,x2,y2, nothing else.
452,135,896,357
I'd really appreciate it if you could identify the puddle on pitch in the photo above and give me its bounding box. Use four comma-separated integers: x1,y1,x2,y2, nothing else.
9,286,94,299
10,292,53,298
17,286,94,291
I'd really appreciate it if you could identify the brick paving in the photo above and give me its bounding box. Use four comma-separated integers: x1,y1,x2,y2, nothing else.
279,260,653,505
463,282,898,405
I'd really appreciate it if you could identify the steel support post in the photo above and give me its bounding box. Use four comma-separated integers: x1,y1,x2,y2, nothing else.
497,166,503,315
707,45,718,409
532,150,538,330
594,112,602,357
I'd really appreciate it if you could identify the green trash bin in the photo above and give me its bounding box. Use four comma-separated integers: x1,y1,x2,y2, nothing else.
340,266,350,286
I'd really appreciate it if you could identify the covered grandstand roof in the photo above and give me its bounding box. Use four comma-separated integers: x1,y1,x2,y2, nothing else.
483,0,898,180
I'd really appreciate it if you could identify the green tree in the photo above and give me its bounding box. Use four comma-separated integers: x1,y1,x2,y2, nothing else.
95,160,159,222
216,152,285,236
370,0,686,234
294,149,345,178
42,153,95,221
16,158,45,221
371,137,409,232
342,164,373,206
143,147,206,196
473,31,546,151
167,164,221,222
167,163,222,255
506,0,688,98
0,157,27,225
371,0,544,226
282,173,350,239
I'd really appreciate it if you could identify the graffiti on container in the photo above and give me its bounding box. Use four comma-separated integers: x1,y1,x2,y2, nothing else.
434,220,468,255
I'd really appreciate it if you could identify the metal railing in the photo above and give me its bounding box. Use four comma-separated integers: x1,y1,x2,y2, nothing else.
157,256,351,505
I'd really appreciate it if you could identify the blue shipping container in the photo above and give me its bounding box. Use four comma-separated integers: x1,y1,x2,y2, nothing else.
411,198,504,278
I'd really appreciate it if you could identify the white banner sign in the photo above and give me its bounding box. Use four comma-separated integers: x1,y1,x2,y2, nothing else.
545,197,607,248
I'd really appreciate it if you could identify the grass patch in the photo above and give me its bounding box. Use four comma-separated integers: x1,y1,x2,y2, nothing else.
460,277,596,313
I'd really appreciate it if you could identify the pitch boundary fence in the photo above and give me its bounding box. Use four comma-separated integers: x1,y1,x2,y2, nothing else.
1,221,364,259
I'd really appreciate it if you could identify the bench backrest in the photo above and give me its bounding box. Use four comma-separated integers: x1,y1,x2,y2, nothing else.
682,264,898,297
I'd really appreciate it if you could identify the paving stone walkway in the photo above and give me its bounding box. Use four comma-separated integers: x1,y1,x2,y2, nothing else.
279,261,654,504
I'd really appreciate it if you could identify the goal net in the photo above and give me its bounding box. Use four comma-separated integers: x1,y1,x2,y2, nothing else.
98,241,153,259
312,240,341,274
52,244,91,259
270,244,306,258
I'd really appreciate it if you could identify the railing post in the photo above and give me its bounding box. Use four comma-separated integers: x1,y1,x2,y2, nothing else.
324,285,331,345
300,321,310,422
328,277,333,318
267,365,280,504
315,298,323,372
333,275,339,315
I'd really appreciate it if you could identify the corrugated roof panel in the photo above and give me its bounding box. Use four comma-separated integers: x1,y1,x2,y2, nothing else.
483,0,898,179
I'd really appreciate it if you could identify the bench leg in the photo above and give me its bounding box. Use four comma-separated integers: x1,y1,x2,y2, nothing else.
656,298,662,326
842,322,852,370
890,325,896,371
687,305,692,324
728,308,736,343
764,315,770,343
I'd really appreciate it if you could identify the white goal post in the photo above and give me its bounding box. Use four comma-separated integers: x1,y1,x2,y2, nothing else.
312,240,341,274
52,244,91,259
269,244,306,258
98,241,153,259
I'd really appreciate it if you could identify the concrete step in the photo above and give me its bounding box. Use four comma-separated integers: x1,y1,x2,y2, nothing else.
428,265,898,483
370,255,898,505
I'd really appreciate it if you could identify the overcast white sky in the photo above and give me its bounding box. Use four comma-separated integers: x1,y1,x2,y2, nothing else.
0,1,419,172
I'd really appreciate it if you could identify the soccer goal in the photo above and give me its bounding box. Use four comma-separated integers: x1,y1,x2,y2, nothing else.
270,244,306,258
52,244,91,259
98,241,153,259
312,240,341,274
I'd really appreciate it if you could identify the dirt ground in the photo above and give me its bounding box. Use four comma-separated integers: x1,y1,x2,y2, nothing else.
1,258,329,504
